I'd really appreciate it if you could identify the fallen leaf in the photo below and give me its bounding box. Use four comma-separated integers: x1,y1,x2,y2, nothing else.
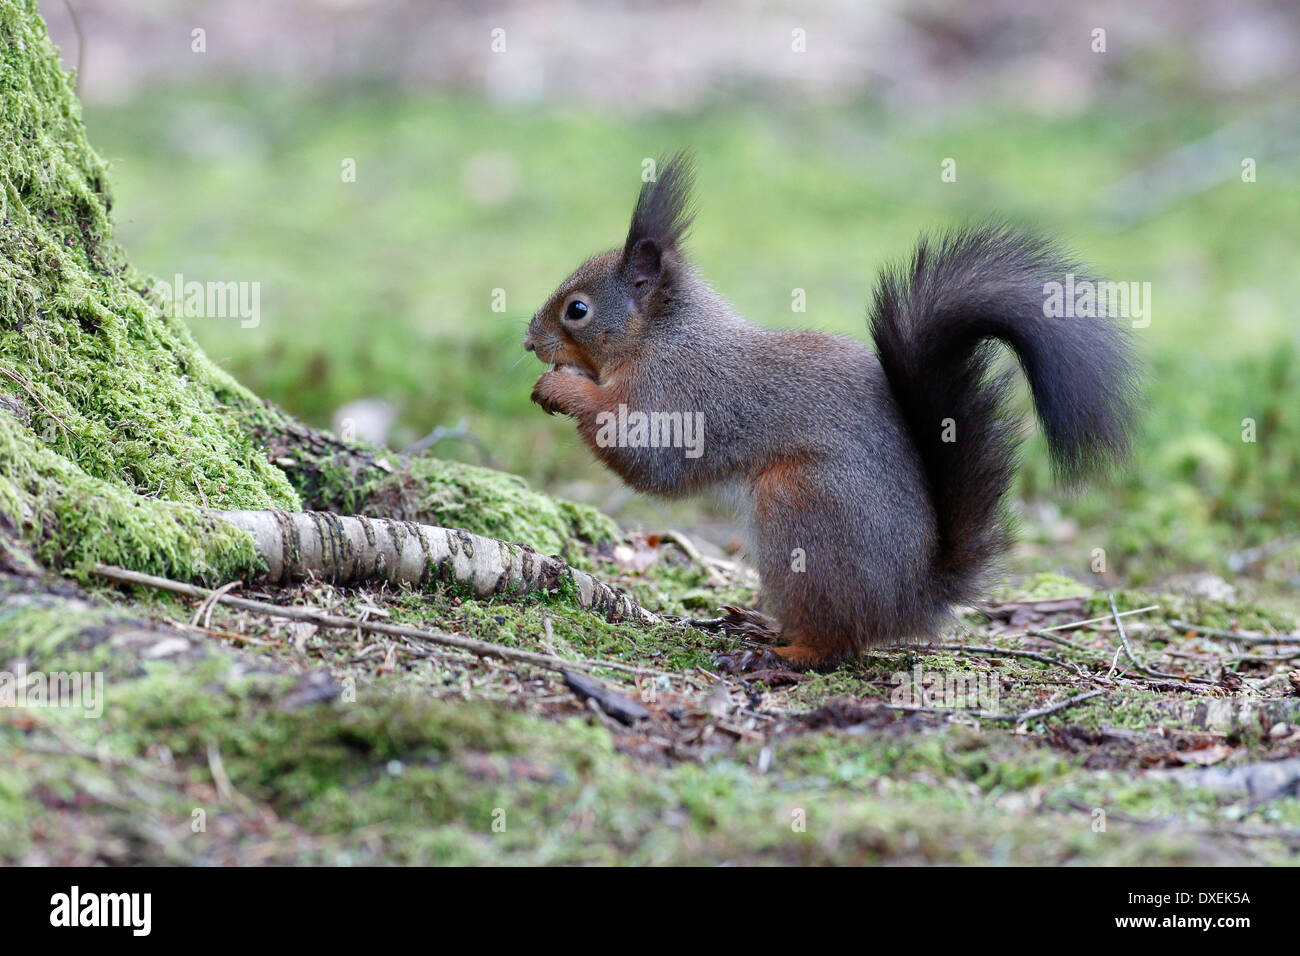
610,532,663,573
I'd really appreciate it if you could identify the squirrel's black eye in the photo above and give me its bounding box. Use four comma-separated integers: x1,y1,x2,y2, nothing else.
564,300,589,322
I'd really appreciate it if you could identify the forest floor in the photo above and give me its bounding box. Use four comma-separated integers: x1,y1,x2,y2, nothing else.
4,27,1299,864
5,520,1299,865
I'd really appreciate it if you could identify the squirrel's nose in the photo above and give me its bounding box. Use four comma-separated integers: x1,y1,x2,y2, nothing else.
523,334,535,353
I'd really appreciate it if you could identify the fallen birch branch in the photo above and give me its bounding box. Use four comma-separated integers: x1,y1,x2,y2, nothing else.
212,509,662,626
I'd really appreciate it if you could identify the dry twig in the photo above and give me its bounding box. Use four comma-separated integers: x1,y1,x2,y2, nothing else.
1110,594,1214,685
93,563,666,679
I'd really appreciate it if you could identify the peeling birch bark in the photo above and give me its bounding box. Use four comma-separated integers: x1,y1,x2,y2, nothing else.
214,510,661,625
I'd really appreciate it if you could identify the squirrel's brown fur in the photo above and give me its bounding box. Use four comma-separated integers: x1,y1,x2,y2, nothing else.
526,152,1140,670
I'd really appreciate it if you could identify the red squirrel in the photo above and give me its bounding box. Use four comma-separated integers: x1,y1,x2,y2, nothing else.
525,153,1139,671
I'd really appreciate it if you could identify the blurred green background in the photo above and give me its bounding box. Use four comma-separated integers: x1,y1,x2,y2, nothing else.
42,0,1300,589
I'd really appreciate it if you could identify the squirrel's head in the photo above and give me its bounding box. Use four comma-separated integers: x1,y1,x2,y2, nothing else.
525,152,696,382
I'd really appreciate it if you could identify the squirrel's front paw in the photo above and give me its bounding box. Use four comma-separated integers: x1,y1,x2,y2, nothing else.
530,371,568,416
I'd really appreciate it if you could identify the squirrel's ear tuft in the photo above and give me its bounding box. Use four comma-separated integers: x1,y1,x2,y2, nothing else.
622,150,696,266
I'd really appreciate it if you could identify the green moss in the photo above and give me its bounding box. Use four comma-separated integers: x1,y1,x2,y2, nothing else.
0,0,618,581
989,572,1090,602
0,413,262,580
0,583,114,663
380,579,714,673
0,0,301,575
1090,588,1296,637
348,455,618,557
615,556,756,618
4,575,1297,865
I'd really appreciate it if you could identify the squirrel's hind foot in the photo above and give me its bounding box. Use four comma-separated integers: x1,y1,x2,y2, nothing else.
769,643,839,670
713,641,841,675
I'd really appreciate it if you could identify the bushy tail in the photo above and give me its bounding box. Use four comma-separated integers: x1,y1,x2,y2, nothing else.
869,224,1140,602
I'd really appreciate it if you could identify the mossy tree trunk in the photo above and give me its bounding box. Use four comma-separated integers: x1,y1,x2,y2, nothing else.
0,0,612,584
